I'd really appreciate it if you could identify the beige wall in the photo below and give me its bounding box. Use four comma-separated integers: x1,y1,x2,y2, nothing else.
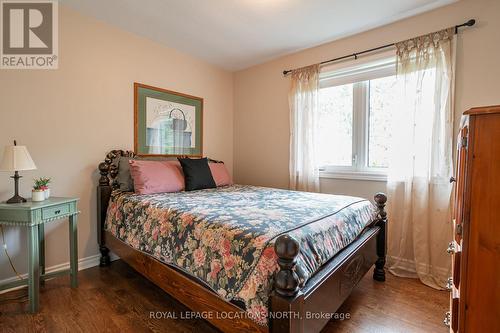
0,6,234,280
234,0,500,200
1,0,499,282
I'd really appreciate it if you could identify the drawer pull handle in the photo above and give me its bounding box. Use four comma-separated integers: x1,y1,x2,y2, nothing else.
446,242,455,254
443,312,451,327
54,210,61,214
446,277,453,290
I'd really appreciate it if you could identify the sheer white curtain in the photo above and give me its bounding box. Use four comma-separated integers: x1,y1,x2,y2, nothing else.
387,28,456,289
289,64,320,192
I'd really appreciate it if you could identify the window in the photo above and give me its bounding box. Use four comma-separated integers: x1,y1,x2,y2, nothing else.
316,57,401,181
317,83,353,167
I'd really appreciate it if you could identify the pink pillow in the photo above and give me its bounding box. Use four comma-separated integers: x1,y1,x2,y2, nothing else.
129,160,185,194
209,162,233,187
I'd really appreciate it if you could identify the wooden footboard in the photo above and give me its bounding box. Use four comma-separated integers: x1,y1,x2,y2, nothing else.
96,150,387,333
269,192,387,332
270,227,380,333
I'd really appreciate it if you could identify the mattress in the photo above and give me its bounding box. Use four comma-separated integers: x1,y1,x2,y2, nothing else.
105,185,376,325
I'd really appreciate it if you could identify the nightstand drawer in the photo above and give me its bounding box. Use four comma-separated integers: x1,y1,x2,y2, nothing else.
42,204,71,220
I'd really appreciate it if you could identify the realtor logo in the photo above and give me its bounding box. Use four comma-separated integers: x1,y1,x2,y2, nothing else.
1,0,58,69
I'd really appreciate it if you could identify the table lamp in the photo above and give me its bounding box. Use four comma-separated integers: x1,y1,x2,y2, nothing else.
0,140,37,204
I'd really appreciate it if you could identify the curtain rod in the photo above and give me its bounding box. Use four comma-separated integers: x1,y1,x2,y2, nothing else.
282,19,476,76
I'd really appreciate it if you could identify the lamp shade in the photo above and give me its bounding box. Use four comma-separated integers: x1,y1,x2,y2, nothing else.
0,145,37,171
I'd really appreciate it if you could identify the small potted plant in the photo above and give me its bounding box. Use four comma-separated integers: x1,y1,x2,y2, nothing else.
33,177,51,201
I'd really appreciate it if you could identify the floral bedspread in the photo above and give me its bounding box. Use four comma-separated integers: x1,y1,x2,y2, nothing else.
106,185,376,325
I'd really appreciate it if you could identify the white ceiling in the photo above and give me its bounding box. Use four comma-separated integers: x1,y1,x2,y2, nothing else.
63,0,457,71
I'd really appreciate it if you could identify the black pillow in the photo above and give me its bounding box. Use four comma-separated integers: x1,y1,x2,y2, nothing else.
177,157,216,191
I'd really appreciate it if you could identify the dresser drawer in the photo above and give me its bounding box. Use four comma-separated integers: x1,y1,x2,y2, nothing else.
452,251,461,288
42,204,71,220
449,287,460,333
450,288,459,332
453,218,462,243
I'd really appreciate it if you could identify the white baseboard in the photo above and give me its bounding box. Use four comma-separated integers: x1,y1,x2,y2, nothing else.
0,252,120,294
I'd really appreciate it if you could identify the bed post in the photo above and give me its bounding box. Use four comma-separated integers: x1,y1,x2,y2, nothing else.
275,235,300,296
97,150,134,267
97,160,111,266
270,234,303,333
373,192,387,282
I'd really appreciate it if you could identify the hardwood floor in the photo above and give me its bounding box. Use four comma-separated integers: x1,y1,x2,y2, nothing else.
0,260,448,333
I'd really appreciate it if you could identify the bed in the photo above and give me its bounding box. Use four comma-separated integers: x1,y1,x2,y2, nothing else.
97,150,388,333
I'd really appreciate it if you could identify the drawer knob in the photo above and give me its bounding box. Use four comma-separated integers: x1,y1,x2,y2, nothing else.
446,277,453,290
446,242,455,254
443,311,451,327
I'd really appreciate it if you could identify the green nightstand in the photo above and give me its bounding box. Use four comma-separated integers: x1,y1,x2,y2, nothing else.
0,197,79,313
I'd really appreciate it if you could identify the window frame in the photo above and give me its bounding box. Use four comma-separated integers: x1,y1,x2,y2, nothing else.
317,56,396,182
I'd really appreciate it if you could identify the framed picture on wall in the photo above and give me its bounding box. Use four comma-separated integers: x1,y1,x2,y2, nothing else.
134,82,203,157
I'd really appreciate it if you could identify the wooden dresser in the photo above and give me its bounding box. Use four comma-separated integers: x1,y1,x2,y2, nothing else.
445,105,500,332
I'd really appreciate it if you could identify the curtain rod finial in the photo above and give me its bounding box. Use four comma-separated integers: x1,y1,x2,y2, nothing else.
466,19,476,26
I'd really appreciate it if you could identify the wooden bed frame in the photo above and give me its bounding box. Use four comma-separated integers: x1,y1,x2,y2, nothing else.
96,150,387,333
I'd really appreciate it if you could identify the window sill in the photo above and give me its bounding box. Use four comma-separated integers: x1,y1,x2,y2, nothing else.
319,170,387,182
